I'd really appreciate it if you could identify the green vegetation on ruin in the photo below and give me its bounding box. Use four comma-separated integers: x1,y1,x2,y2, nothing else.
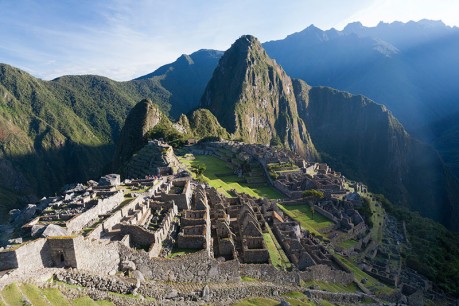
167,247,201,258
233,297,281,306
277,203,334,237
263,226,292,270
337,239,359,250
333,253,394,295
178,154,284,199
146,116,189,148
240,276,259,282
301,280,359,293
376,194,459,296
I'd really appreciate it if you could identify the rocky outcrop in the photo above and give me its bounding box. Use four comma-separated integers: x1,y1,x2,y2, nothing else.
188,109,229,139
114,99,163,168
201,35,318,160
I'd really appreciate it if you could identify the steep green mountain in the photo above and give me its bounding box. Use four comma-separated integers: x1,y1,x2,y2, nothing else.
201,35,318,159
136,49,223,118
293,81,459,230
0,64,171,222
113,99,164,168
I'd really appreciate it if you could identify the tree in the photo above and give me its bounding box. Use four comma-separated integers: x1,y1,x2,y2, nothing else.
191,163,207,180
302,189,324,203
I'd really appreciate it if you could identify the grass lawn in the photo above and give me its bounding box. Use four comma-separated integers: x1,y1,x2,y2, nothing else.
42,287,72,306
366,194,385,242
167,247,200,258
263,227,292,270
233,297,280,306
301,280,360,293
338,239,359,250
19,283,49,306
277,203,334,237
241,276,259,282
0,282,115,306
1,283,24,306
178,154,284,199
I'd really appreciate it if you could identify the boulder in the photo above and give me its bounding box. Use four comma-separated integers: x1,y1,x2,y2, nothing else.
11,204,37,224
165,289,178,299
202,285,210,301
280,300,291,306
31,225,46,238
8,237,22,244
120,260,136,272
99,174,121,187
87,180,98,187
133,270,145,281
42,224,68,237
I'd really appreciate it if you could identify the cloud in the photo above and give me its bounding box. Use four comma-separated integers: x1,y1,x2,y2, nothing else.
0,0,457,81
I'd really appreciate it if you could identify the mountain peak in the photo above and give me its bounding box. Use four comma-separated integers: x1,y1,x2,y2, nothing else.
343,21,364,32
114,98,164,167
201,36,318,158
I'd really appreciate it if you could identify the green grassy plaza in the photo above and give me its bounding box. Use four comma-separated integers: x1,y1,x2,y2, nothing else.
277,203,334,237
178,154,284,199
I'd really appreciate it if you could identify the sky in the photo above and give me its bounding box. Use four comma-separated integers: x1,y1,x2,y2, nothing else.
0,0,458,81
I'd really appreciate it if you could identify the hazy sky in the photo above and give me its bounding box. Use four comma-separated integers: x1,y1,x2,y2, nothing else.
1,0,457,81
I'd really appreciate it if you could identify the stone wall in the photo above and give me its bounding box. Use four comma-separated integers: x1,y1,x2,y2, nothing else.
119,224,155,247
88,196,144,239
0,249,18,270
48,238,78,267
161,181,192,210
0,238,52,272
14,238,52,271
239,264,300,285
304,289,375,304
73,237,120,274
66,191,124,233
149,204,178,258
119,246,240,283
239,263,353,286
300,264,354,285
313,205,338,223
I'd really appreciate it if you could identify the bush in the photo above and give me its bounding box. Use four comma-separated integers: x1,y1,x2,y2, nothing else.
302,189,324,200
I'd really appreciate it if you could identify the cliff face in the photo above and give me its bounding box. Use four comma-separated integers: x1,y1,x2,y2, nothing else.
201,35,317,159
295,81,459,229
114,99,163,168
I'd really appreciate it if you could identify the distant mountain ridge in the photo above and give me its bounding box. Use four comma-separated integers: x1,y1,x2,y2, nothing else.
264,20,459,179
136,49,223,119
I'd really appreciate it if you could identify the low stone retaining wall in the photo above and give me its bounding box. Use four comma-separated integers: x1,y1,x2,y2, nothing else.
304,289,376,304
67,191,124,233
240,264,299,285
